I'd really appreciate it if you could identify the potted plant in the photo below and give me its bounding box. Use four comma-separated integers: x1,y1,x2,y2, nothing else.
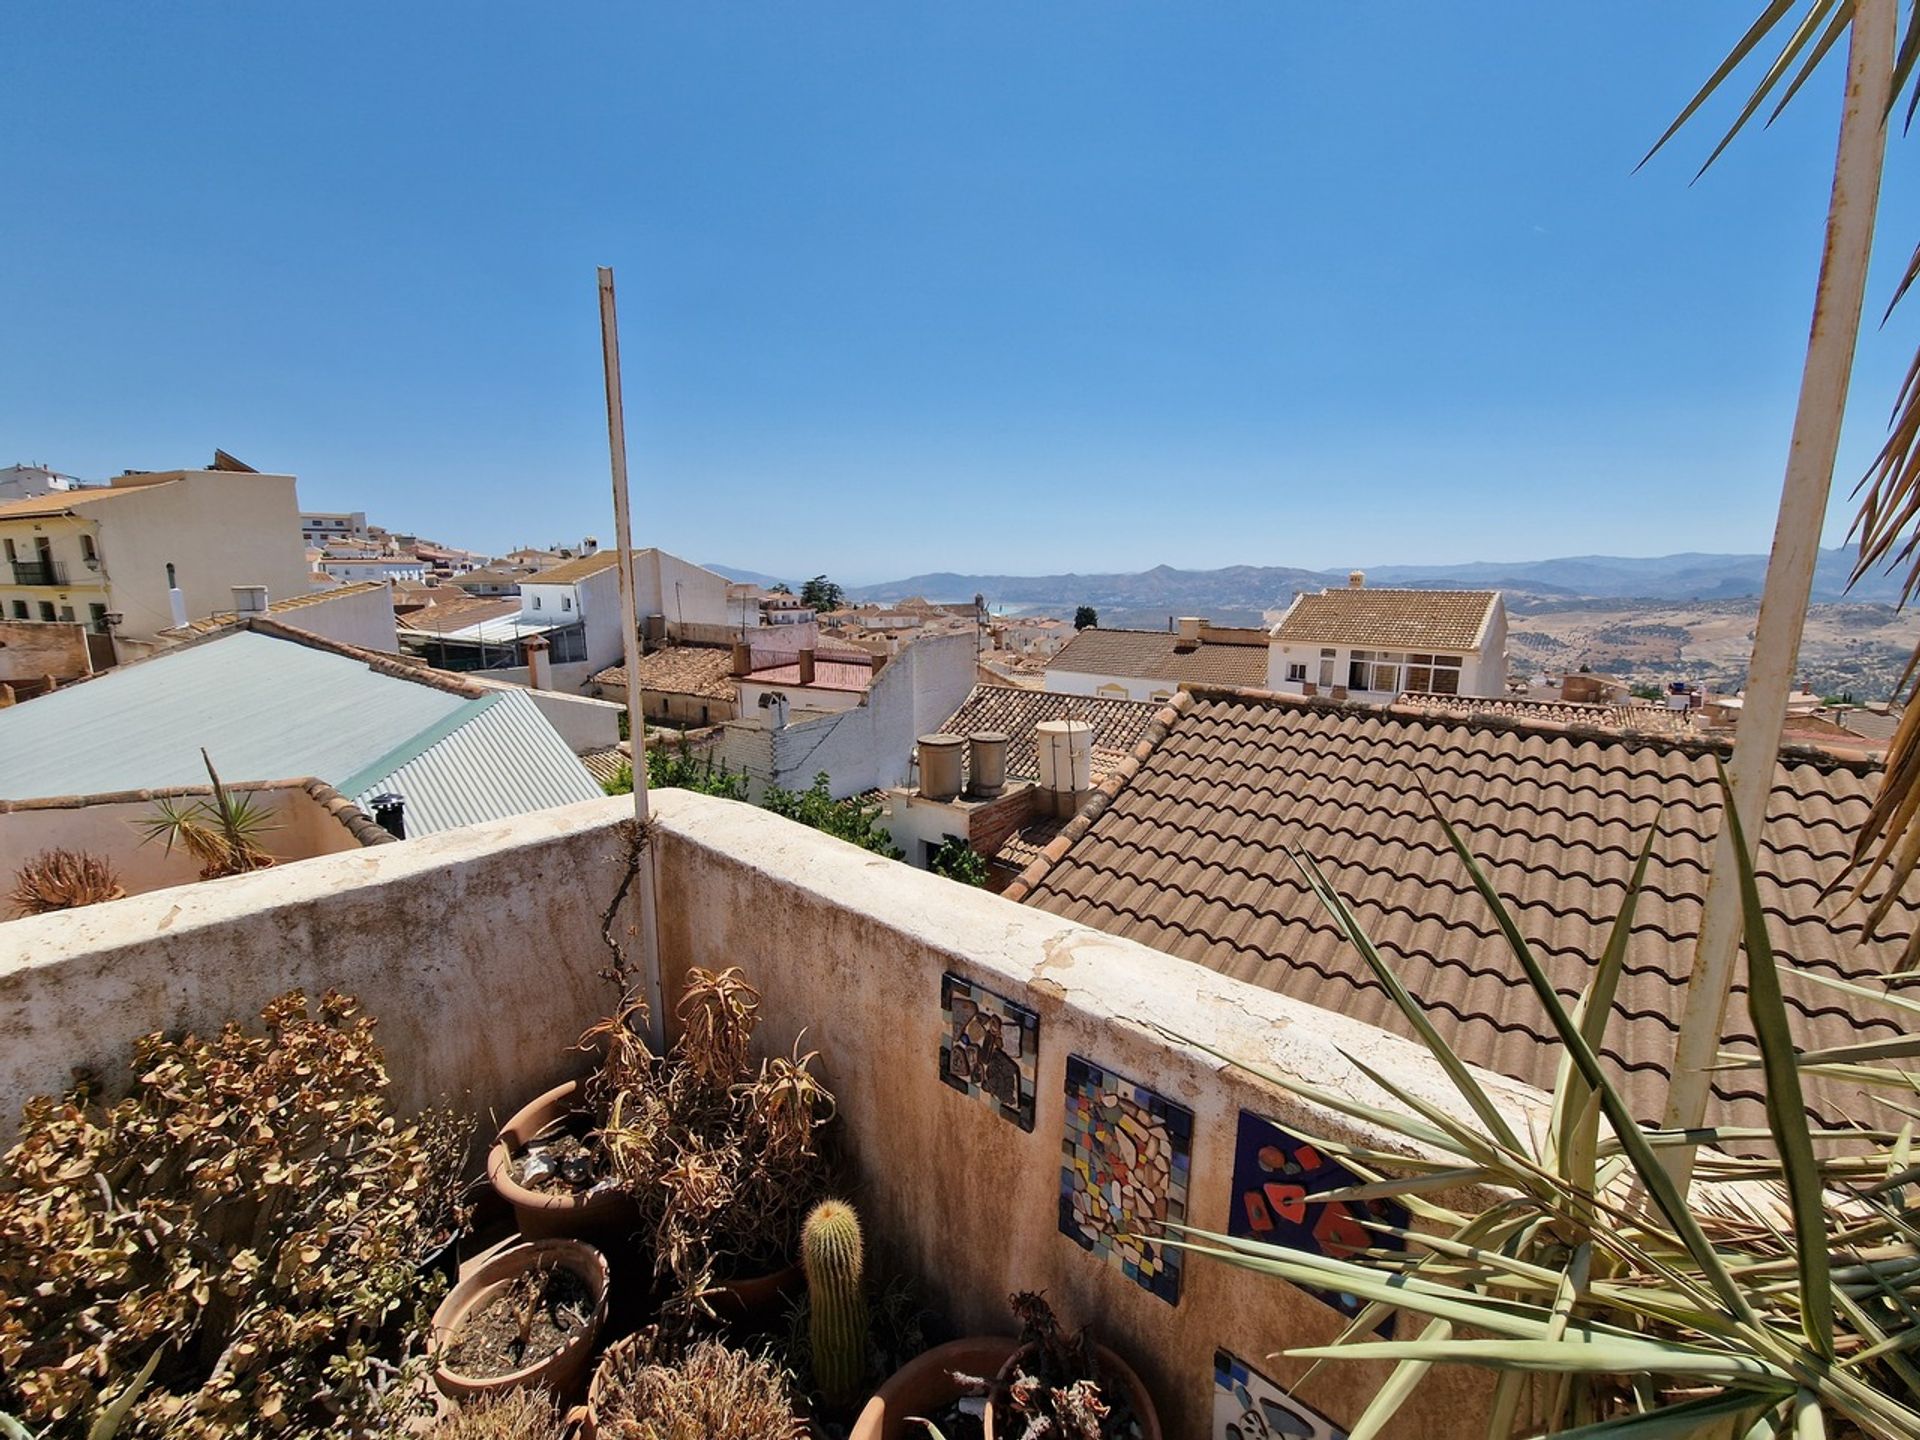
851,1338,1018,1440
7,848,124,916
584,1332,806,1439
485,1079,636,1241
593,967,836,1329
429,1238,609,1404
136,749,279,878
982,1293,1159,1440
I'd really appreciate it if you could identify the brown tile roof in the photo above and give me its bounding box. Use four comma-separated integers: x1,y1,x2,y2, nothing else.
746,657,874,692
0,480,177,520
1273,587,1499,652
525,551,620,585
165,581,390,637
592,646,736,702
577,743,632,786
1009,686,1917,1137
1399,691,1698,737
397,596,523,635
1045,627,1269,688
936,684,1161,784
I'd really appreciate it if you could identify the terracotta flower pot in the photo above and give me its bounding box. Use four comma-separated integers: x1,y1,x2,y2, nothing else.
852,1337,1020,1440
430,1238,610,1404
984,1342,1161,1440
487,1079,638,1241
706,1258,803,1327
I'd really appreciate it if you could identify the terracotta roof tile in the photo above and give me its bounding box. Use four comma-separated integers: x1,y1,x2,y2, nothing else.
1273,587,1499,651
935,684,1161,783
523,551,620,584
1045,627,1269,688
592,646,736,702
1012,688,1916,1138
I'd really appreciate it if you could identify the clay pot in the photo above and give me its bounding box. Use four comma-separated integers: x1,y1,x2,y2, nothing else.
851,1337,1019,1440
706,1259,803,1327
430,1238,610,1404
487,1079,637,1241
984,1342,1161,1440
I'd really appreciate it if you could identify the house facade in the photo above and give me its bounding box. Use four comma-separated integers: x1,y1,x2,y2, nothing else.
1043,618,1270,702
0,468,311,645
1267,577,1506,704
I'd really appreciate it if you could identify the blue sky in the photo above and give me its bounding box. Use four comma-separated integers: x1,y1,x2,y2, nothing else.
3,3,1915,583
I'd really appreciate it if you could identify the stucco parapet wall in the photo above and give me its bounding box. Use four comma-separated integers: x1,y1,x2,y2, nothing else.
646,787,1548,1157
0,776,393,847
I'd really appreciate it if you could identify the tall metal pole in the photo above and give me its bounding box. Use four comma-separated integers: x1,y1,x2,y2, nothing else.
597,265,665,1050
1659,0,1894,1187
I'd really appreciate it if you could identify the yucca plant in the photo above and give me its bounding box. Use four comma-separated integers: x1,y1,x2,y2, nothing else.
136,749,278,880
1165,776,1920,1439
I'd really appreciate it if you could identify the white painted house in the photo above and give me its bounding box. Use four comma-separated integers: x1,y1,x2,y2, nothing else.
1043,618,1270,702
1267,575,1506,704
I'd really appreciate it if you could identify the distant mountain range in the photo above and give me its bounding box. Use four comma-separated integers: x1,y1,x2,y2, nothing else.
707,548,1909,617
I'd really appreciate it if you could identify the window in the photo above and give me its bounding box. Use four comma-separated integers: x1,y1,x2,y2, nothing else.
563,595,573,612
532,595,542,610
80,534,97,563
1404,653,1463,695
10,600,25,620
1348,650,1375,691
89,603,108,633
2,539,14,561
1285,662,1308,683
57,605,74,622
38,601,55,622
1318,648,1336,688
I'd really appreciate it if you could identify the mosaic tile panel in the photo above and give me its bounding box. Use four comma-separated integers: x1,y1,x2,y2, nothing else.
1212,1350,1346,1440
1058,1054,1191,1304
1228,1111,1406,1334
939,972,1040,1131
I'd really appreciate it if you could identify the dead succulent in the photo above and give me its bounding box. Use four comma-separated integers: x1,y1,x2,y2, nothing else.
8,848,124,917
591,1332,806,1440
420,1389,567,1440
996,1292,1129,1440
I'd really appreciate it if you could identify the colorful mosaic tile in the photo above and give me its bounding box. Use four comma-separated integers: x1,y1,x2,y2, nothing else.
939,972,1040,1131
1058,1054,1192,1305
1228,1111,1406,1334
1212,1350,1345,1440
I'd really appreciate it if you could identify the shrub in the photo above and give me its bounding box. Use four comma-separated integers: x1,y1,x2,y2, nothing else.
591,1335,805,1440
0,989,466,1439
8,849,123,917
762,773,901,858
929,836,988,887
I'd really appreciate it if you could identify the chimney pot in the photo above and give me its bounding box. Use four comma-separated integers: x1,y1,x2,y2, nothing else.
796,648,817,685
730,641,753,677
1348,570,1366,588
1176,616,1202,644
918,734,965,800
232,584,269,618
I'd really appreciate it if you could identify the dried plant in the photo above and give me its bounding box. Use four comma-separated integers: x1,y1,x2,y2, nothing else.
8,848,123,917
135,751,278,880
0,989,465,1439
591,968,835,1331
420,1390,566,1440
995,1293,1124,1440
591,1333,806,1440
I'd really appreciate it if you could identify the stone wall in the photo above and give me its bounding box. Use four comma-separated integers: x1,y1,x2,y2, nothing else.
0,619,92,685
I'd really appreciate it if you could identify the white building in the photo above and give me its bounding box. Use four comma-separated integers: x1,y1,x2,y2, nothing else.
318,555,428,585
1043,618,1270,702
1266,575,1506,704
0,464,81,504
300,511,369,546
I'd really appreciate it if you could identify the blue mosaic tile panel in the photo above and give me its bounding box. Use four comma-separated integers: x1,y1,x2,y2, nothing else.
939,971,1039,1132
1227,1110,1406,1334
1058,1053,1191,1305
1212,1350,1346,1440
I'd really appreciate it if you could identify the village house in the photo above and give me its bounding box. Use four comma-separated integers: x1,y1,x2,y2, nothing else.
0,463,81,503
1266,573,1507,703
589,645,738,729
299,510,369,546
0,457,311,656
1044,616,1270,701
317,554,429,585
158,580,402,655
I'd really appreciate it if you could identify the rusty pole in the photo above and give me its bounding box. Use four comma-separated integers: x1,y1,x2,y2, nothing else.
1659,0,1895,1188
598,266,665,1051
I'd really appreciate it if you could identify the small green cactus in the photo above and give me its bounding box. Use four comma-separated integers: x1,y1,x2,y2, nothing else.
801,1197,869,1408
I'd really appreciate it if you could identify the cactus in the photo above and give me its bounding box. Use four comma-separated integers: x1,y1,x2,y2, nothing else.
801,1197,869,1408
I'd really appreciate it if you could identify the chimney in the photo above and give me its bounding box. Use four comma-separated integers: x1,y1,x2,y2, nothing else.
523,634,551,691
1348,570,1366,589
731,641,754,677
231,584,269,618
796,648,816,685
1035,718,1093,819
1176,616,1202,645
967,731,1009,798
168,586,188,628
917,734,965,801
369,793,406,840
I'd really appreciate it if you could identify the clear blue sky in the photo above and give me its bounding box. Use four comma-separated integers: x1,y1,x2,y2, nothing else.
3,3,1915,583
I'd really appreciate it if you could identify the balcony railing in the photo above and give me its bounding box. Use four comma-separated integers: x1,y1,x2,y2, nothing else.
10,559,68,587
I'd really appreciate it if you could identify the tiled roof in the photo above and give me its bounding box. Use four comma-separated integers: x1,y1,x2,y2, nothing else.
1045,628,1269,688
165,581,390,637
398,596,524,635
578,744,631,787
1272,587,1499,652
0,481,171,520
592,646,737,702
1399,691,1697,736
936,684,1161,783
1010,687,1917,1137
745,658,874,693
523,551,620,585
